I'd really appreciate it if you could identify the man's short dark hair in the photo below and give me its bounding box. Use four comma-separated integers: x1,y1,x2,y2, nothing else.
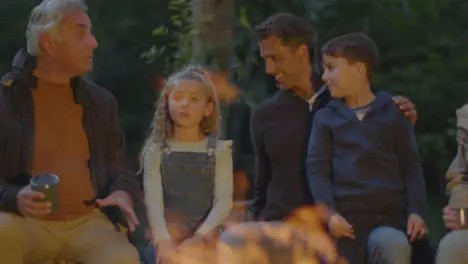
321,33,380,80
254,13,316,50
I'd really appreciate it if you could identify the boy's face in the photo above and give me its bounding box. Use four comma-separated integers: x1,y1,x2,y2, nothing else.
322,55,364,98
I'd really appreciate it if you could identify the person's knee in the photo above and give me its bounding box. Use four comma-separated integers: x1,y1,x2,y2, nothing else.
0,212,26,264
82,239,140,264
112,243,140,264
367,226,411,264
104,243,140,264
0,212,25,246
436,230,468,264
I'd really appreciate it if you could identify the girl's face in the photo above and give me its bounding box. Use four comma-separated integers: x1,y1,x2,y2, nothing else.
167,79,213,130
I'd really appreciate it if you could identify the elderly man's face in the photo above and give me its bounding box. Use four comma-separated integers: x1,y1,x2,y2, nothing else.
43,9,98,77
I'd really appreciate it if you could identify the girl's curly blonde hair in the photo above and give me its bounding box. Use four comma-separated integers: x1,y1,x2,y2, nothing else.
139,65,222,171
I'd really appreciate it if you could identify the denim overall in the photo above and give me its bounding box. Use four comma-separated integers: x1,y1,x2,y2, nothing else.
160,137,217,242
144,137,218,263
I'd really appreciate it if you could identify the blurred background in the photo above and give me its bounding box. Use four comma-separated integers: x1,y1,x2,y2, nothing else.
2,0,468,246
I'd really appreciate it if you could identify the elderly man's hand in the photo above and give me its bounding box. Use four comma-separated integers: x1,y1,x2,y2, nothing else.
17,185,51,218
96,190,140,232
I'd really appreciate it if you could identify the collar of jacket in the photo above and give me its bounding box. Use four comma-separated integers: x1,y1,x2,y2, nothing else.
3,49,91,106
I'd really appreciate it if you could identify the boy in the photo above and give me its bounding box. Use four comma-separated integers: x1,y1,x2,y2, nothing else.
306,33,427,264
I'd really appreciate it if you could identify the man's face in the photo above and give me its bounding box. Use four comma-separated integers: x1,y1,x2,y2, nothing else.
45,9,98,77
322,55,360,98
259,36,304,90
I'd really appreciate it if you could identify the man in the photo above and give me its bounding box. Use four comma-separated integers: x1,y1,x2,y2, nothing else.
251,13,417,222
0,1,143,263
218,13,418,263
436,103,468,264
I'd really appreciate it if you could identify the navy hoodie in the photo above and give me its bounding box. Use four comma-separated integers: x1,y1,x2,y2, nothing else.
306,92,425,217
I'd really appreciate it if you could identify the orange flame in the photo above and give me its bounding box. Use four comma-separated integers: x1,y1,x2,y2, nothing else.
156,206,345,264
152,170,344,263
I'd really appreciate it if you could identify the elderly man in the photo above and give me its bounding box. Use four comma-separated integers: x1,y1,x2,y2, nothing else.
0,0,143,263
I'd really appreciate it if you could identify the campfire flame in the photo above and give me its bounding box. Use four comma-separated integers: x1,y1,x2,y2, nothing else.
154,172,345,263
158,206,344,264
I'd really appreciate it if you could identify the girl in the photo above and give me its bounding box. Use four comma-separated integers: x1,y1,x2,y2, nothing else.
141,66,233,263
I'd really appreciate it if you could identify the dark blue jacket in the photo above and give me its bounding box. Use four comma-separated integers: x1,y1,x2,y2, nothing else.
306,92,425,217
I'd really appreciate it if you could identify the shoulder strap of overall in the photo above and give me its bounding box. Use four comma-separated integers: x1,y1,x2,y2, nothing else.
161,139,171,153
206,136,217,156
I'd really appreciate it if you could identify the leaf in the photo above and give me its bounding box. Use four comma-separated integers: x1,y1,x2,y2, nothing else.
152,26,168,36
239,6,251,29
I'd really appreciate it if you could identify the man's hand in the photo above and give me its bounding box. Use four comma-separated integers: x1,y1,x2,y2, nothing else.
328,213,355,239
407,213,428,241
96,190,139,232
443,206,460,230
392,95,418,124
17,185,51,218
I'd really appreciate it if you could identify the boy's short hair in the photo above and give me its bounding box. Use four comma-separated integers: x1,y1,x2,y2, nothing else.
321,33,379,80
254,13,316,51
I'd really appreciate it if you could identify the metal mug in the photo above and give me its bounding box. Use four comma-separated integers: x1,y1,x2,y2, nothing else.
30,173,60,213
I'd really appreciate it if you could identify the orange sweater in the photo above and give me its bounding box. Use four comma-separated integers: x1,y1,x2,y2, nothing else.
30,80,95,220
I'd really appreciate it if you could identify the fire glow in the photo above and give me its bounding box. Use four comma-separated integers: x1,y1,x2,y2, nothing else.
159,206,345,264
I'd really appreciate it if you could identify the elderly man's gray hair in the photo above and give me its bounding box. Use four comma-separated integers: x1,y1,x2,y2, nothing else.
26,0,88,56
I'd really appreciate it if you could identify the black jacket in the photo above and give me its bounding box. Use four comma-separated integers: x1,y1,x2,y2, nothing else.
0,49,144,225
251,88,330,220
